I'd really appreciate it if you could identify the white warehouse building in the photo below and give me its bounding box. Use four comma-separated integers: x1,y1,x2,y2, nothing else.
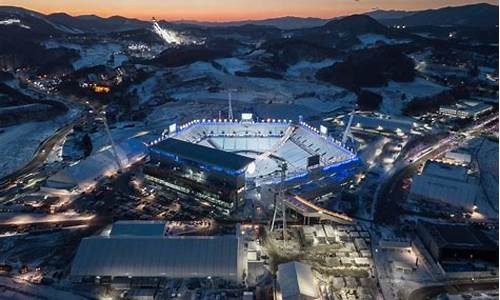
277,261,319,300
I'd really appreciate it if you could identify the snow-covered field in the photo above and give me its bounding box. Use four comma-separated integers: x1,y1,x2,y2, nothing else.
0,108,79,179
146,100,231,125
43,41,125,70
214,57,250,74
367,77,448,115
356,34,410,48
286,59,336,79
0,122,59,179
128,70,169,105
472,137,499,219
0,276,88,300
137,60,357,124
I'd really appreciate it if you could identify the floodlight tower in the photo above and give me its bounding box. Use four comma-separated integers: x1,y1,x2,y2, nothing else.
270,162,288,248
227,89,238,120
341,112,355,147
280,162,287,249
228,91,234,120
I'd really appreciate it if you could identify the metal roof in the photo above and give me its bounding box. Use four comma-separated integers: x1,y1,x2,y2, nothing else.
152,138,254,172
71,235,244,281
110,221,166,237
46,140,148,190
422,161,468,182
349,115,415,133
410,174,478,209
419,221,497,251
277,261,318,300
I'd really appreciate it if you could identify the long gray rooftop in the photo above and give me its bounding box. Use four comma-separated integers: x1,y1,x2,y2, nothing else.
71,235,244,280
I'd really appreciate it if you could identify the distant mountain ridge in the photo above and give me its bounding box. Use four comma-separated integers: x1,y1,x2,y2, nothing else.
367,3,498,27
0,2,497,37
0,6,150,34
172,16,334,30
46,13,149,33
322,14,389,34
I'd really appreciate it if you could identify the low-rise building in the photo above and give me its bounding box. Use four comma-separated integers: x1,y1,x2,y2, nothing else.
409,161,478,211
416,221,498,266
277,261,319,300
71,221,247,284
344,115,419,136
439,100,493,119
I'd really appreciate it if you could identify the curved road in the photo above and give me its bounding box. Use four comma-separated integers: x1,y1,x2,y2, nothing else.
374,113,499,223
0,118,82,190
408,281,498,300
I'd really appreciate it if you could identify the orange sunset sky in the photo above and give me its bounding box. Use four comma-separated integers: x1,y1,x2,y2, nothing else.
0,0,498,21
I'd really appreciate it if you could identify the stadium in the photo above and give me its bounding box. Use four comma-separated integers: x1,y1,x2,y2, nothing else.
145,113,360,216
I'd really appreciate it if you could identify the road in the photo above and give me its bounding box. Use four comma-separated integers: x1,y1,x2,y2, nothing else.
407,281,498,300
374,113,499,223
370,113,498,300
0,117,82,192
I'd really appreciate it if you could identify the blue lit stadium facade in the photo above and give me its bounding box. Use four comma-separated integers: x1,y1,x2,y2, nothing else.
145,138,254,215
144,117,359,216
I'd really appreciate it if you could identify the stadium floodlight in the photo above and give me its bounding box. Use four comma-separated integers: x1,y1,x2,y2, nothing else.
320,125,328,135
241,113,253,121
247,162,256,174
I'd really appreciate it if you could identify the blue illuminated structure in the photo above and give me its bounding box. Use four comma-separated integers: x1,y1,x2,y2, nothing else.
151,138,254,176
145,116,360,215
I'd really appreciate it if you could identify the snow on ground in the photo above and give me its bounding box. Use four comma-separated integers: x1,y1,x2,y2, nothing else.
470,137,499,219
295,93,356,113
88,121,151,154
173,61,225,80
367,77,448,115
254,103,318,120
43,41,124,70
169,62,356,111
356,34,409,48
146,100,231,126
286,59,336,78
0,18,30,29
0,122,59,179
0,107,79,179
214,57,250,74
0,276,88,300
129,70,168,105
142,59,357,126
